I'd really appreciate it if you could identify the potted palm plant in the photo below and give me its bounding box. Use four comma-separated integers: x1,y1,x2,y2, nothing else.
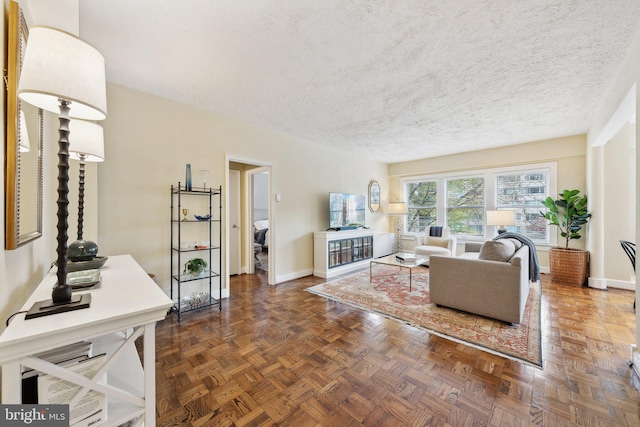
540,189,591,286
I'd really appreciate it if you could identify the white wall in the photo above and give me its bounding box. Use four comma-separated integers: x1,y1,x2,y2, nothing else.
586,29,639,292
583,24,639,368
603,122,635,282
0,0,109,332
98,83,389,294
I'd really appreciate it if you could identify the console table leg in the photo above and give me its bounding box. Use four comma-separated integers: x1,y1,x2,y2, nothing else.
144,322,156,427
1,361,21,403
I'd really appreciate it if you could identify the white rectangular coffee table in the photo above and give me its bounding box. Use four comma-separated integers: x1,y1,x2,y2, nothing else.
370,253,428,291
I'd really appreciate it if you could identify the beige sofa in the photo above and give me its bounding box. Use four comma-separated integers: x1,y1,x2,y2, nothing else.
429,241,531,324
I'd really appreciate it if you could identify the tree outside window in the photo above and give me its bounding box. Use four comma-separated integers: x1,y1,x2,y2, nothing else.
406,181,437,232
446,177,485,237
402,164,554,242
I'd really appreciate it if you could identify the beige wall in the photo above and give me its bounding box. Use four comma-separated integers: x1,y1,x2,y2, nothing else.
388,134,588,269
98,83,390,294
603,122,636,282
0,0,98,331
586,29,639,291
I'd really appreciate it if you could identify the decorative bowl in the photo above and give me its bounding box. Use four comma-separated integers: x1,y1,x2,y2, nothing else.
194,214,211,221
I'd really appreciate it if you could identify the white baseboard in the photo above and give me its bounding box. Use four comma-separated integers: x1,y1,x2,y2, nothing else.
605,279,635,291
276,268,313,284
588,277,608,289
538,267,635,291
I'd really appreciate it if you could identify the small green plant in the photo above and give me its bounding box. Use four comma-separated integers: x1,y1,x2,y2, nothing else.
540,189,591,248
184,258,207,276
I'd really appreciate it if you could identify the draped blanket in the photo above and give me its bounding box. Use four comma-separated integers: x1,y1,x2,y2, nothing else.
494,232,540,282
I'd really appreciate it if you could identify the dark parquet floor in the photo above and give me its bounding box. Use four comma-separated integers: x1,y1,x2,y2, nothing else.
150,270,640,426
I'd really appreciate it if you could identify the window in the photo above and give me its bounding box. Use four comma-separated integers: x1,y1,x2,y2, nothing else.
406,181,437,232
496,171,548,242
402,162,556,244
446,177,485,237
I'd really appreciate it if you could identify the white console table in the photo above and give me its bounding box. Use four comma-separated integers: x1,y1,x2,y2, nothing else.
0,255,173,427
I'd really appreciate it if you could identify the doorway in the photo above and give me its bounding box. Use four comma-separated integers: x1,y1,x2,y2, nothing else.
251,169,270,272
225,156,275,286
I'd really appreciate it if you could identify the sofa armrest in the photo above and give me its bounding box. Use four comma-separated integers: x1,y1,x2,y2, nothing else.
465,242,483,253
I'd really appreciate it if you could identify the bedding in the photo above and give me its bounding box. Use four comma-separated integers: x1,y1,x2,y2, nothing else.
254,220,269,248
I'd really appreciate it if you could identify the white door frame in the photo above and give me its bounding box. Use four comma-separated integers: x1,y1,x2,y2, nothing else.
247,167,270,275
228,170,241,276
225,155,275,286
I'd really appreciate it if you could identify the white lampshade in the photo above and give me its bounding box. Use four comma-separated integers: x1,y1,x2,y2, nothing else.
486,210,516,226
387,201,409,215
17,27,107,120
18,110,30,153
69,120,104,162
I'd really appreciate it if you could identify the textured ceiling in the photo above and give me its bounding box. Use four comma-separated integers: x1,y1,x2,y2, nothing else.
79,0,640,163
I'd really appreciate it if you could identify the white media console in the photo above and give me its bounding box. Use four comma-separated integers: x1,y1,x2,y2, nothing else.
313,229,394,279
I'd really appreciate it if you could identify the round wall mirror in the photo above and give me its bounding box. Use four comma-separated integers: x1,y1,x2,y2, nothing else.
368,180,380,213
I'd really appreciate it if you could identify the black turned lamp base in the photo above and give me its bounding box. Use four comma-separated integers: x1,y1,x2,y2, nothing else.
25,293,91,320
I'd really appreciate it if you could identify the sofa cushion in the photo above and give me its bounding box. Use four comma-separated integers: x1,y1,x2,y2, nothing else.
426,236,449,248
478,240,516,262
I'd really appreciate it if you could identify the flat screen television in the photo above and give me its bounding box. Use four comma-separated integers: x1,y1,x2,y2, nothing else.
329,192,366,229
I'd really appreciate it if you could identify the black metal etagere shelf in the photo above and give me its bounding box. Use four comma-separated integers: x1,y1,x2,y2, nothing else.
170,183,222,321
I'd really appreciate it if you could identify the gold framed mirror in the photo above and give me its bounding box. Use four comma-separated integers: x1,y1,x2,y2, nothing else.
5,1,44,249
368,180,380,213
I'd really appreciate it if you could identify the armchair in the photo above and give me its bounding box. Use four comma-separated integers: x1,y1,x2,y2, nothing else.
414,226,457,264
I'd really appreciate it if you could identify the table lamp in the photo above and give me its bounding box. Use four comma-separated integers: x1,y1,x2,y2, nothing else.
486,210,516,234
387,201,409,252
68,120,105,262
18,27,107,319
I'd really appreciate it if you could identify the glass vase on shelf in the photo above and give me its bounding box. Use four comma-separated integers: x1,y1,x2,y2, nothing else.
185,164,192,191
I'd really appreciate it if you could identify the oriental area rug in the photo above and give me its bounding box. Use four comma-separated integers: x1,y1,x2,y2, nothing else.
305,265,542,368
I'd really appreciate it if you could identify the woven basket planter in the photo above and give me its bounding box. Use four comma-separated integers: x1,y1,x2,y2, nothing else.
549,247,589,286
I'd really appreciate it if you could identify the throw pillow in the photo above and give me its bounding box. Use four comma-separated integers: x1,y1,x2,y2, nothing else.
504,238,523,250
478,240,516,262
426,236,449,248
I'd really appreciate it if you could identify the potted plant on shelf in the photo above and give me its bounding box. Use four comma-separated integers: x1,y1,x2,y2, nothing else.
184,258,207,277
540,189,591,286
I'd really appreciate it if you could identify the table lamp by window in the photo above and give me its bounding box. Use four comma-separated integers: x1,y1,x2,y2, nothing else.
486,210,516,234
387,201,408,252
68,120,105,262
18,27,107,319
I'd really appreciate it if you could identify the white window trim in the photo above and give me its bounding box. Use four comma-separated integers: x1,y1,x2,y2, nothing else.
402,161,557,245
